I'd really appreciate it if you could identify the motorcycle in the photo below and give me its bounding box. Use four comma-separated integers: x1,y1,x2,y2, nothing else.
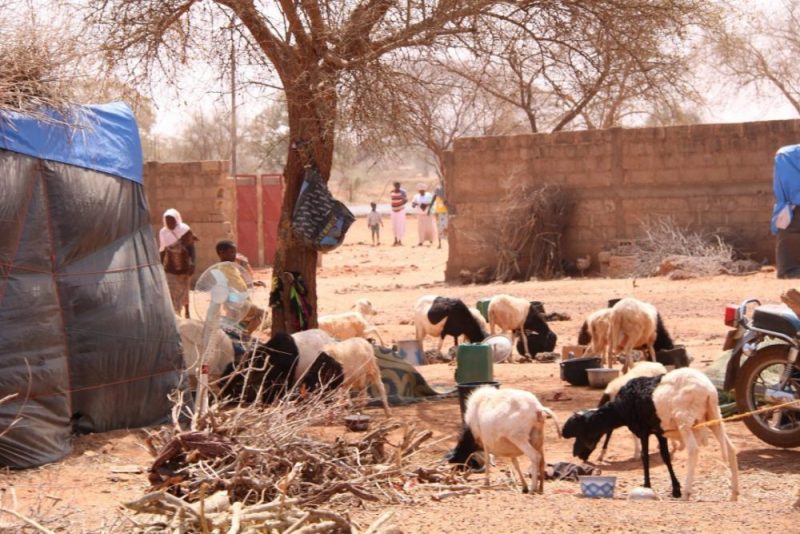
723,298,800,448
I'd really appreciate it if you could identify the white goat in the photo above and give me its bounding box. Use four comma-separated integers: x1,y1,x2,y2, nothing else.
596,361,668,461
318,300,384,345
584,307,613,368
464,386,561,494
176,318,234,388
487,294,534,357
609,297,658,372
291,329,335,383
654,368,739,501
322,337,391,416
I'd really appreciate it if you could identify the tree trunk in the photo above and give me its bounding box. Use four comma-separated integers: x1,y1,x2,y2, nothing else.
270,80,336,334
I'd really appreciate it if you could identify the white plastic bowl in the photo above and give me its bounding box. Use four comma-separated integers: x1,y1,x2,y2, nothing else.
586,368,620,389
579,475,616,498
483,334,513,363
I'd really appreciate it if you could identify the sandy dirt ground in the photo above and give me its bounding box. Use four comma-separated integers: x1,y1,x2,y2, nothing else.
3,216,800,532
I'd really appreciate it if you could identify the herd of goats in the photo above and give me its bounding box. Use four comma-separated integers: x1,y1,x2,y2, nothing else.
174,292,740,501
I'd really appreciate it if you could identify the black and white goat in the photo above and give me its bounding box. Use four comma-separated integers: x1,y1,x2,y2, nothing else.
414,295,488,352
562,368,739,501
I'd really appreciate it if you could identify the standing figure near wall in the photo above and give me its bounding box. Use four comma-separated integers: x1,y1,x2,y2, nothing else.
390,181,408,246
772,145,800,278
430,185,449,249
159,208,198,318
412,183,436,247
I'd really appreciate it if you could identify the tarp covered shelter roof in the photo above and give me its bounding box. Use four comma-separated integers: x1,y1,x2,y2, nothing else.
0,102,183,468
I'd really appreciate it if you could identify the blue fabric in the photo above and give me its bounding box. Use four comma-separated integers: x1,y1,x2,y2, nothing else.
0,102,142,183
772,144,800,234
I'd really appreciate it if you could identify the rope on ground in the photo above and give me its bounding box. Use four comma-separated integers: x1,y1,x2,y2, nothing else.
692,398,800,429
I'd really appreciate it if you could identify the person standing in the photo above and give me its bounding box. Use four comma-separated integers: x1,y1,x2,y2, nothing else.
159,208,198,318
390,181,407,246
773,144,800,278
411,182,435,247
367,202,383,246
430,185,449,249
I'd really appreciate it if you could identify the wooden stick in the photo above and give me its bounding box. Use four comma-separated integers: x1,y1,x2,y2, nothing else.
0,508,56,534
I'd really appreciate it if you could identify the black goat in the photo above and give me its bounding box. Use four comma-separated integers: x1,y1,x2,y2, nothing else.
296,351,344,396
220,332,299,404
515,306,557,357
427,296,488,346
562,375,682,498
446,425,485,471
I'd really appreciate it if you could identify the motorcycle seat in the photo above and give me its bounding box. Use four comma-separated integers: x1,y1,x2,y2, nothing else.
752,304,800,338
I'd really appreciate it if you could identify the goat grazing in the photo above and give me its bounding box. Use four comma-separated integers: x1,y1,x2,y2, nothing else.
488,294,555,359
292,329,336,383
449,386,561,494
318,299,385,345
609,298,668,372
596,361,668,461
414,295,488,353
219,332,299,404
563,367,739,501
322,337,391,416
577,308,613,367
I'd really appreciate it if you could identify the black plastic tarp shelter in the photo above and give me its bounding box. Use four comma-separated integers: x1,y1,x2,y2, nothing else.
0,103,183,468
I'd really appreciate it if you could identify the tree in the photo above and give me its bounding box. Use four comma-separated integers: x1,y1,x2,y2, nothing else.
442,3,709,132
713,0,800,114
85,0,708,332
381,64,524,179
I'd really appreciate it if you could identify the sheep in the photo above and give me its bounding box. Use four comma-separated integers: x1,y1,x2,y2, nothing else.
595,361,668,461
448,386,561,494
292,329,336,384
177,318,235,388
318,300,385,345
219,332,299,403
414,295,488,353
609,298,663,372
321,337,391,416
577,308,613,367
579,302,676,371
562,367,739,501
488,294,554,360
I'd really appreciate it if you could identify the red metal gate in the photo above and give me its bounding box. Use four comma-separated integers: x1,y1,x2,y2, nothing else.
235,174,283,267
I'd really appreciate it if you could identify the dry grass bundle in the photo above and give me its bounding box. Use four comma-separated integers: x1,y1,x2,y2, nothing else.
629,217,735,277
476,183,573,282
0,22,78,122
126,390,466,532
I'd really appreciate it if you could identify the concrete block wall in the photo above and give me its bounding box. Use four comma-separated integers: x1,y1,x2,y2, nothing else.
445,119,800,281
143,160,235,279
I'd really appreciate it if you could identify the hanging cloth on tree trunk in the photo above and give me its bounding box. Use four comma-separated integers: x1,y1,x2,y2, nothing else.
292,166,355,252
269,271,313,331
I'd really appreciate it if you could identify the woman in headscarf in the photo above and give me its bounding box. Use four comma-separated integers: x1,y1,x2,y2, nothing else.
159,208,198,318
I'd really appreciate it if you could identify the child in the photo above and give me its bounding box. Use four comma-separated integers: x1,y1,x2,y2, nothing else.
367,202,383,246
215,240,267,334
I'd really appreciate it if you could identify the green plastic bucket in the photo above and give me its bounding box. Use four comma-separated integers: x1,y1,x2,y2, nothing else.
455,343,493,384
476,299,492,322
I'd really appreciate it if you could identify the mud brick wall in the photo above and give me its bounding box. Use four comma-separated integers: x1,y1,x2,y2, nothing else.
143,161,235,278
445,119,800,281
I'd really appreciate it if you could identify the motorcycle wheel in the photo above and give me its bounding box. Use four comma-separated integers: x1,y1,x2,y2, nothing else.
735,345,800,448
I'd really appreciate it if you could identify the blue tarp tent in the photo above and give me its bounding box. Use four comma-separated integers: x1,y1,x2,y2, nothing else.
0,103,183,468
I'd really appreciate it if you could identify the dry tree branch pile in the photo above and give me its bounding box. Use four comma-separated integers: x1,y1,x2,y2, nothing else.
475,183,573,282
125,390,468,533
628,217,736,277
0,27,78,122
